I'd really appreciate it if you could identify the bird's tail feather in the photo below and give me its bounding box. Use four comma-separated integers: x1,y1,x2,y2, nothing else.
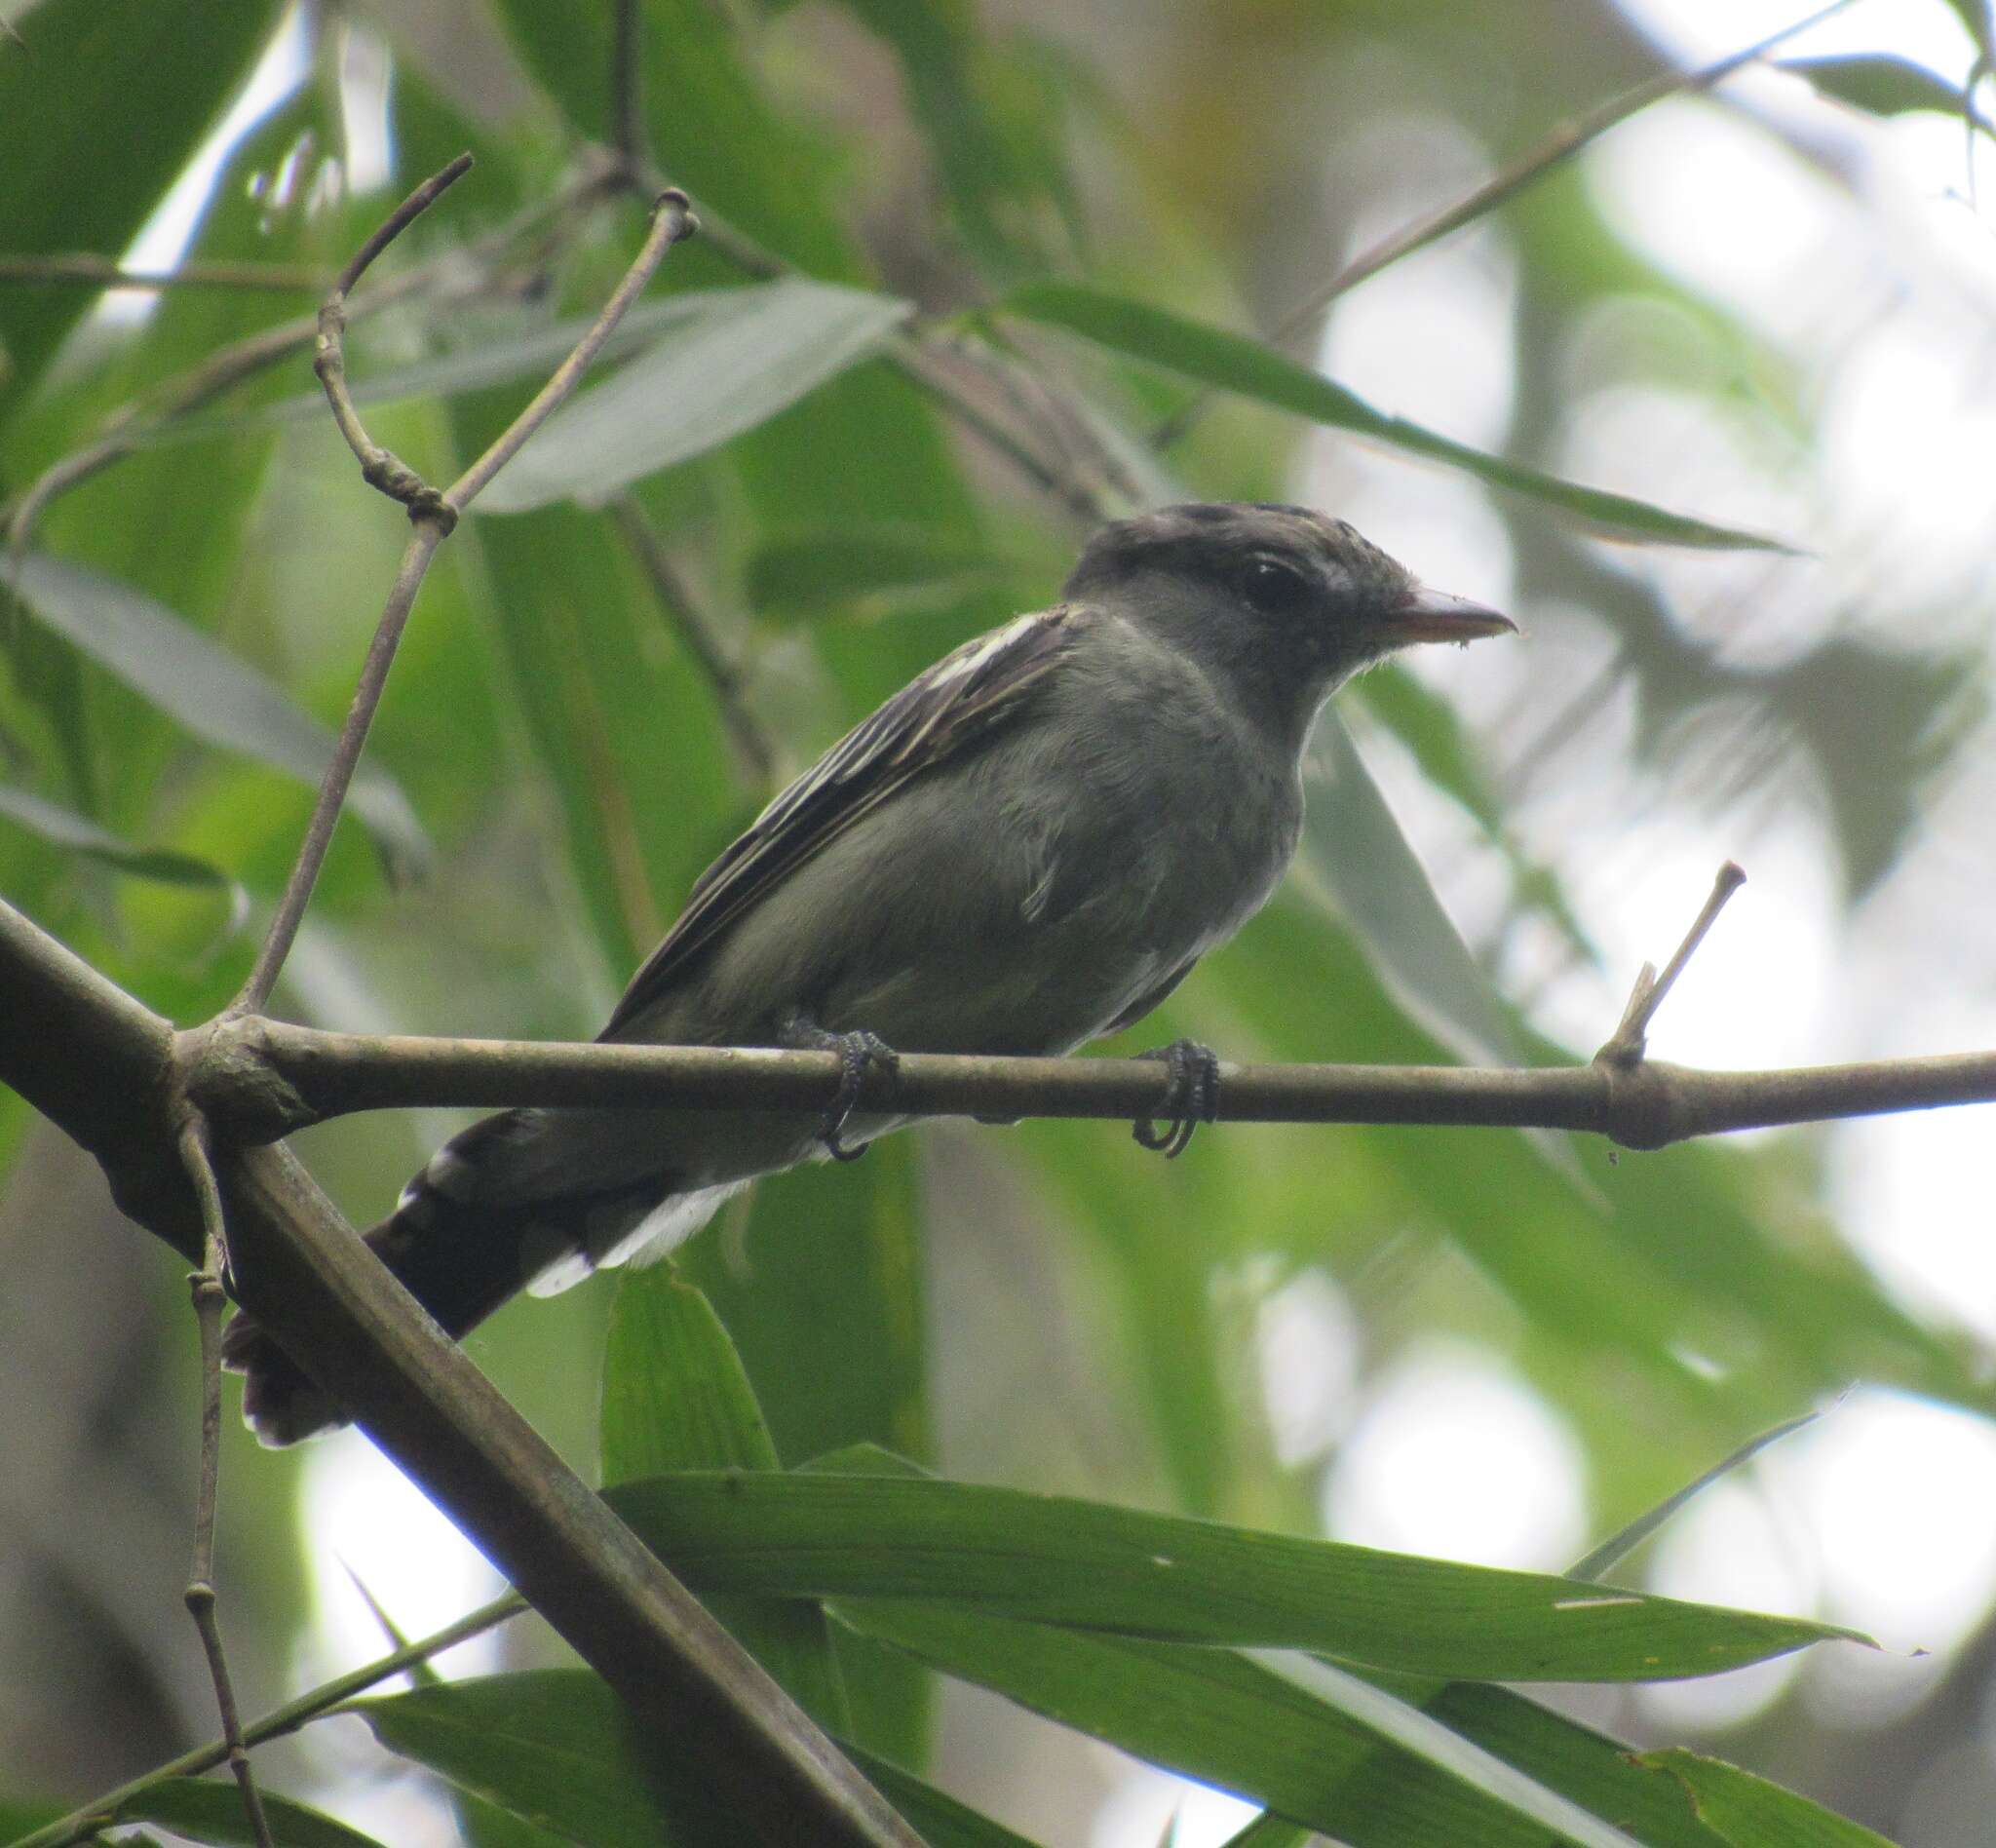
220,1109,703,1446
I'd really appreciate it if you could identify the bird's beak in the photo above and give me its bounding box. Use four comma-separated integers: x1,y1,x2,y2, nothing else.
1386,585,1516,644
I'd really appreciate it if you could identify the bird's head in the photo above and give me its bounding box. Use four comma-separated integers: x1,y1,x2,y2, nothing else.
1063,501,1514,745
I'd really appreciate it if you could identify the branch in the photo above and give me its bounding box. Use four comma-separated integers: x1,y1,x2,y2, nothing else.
213,1142,917,1845
190,1013,1996,1155
0,893,916,1846
0,898,198,1254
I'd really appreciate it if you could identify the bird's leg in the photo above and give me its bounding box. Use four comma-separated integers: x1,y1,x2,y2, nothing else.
1132,1038,1220,1159
780,1013,901,1163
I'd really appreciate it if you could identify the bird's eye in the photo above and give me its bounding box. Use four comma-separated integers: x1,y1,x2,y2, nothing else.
1240,558,1314,618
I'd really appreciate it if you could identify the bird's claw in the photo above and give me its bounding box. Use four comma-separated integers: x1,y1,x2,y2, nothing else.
1132,1038,1219,1159
784,1017,900,1162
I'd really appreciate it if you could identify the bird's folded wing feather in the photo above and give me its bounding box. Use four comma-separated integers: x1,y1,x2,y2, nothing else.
601,604,1086,1038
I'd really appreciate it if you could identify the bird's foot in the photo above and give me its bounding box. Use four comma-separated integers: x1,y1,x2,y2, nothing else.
1132,1038,1220,1159
782,1016,900,1162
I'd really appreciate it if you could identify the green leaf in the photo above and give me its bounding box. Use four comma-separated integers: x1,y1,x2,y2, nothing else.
601,1264,783,1481
1000,285,1793,551
1568,1409,1822,1584
119,1777,390,1847
599,1263,848,1727
356,1672,709,1846
357,1671,952,1847
1783,54,1970,118
838,1603,1642,1848
475,282,913,514
601,1463,1862,1682
1252,1652,1650,1848
8,554,428,873
0,783,240,895
1637,1749,1896,1846
0,0,282,410
1375,1681,1731,1848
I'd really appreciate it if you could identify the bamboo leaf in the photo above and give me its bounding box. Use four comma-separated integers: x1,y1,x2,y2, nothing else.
9,554,428,873
602,1461,1863,1682
1001,285,1794,551
476,282,912,514
0,783,239,898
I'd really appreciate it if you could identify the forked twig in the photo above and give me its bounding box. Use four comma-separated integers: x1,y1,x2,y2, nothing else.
1597,861,1747,1067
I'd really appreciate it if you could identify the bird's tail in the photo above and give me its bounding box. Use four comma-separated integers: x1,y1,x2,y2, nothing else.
220,1108,735,1445
219,1113,561,1444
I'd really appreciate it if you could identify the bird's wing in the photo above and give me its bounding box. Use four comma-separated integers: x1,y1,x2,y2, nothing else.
601,604,1086,1039
1098,953,1201,1040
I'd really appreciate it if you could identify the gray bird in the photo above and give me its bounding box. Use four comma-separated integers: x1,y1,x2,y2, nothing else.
224,501,1512,1442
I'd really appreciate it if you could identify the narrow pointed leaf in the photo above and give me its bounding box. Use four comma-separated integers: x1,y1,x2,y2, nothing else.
1783,54,1970,118
599,1264,848,1727
355,1673,700,1846
1568,1410,1822,1584
0,784,238,894
476,281,913,513
601,1464,1863,1681
10,555,427,871
836,1603,1639,1848
1002,285,1793,551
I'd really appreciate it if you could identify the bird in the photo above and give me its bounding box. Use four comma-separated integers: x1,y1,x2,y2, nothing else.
223,501,1513,1443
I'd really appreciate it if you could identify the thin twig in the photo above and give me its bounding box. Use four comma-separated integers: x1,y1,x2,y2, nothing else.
1597,861,1748,1067
174,1119,273,1848
11,1593,530,1848
607,493,774,783
228,528,447,1015
445,189,696,514
0,252,328,291
231,178,697,1016
1151,0,1864,449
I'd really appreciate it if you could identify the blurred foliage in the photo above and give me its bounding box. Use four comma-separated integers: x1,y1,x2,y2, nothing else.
3,0,1993,1843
